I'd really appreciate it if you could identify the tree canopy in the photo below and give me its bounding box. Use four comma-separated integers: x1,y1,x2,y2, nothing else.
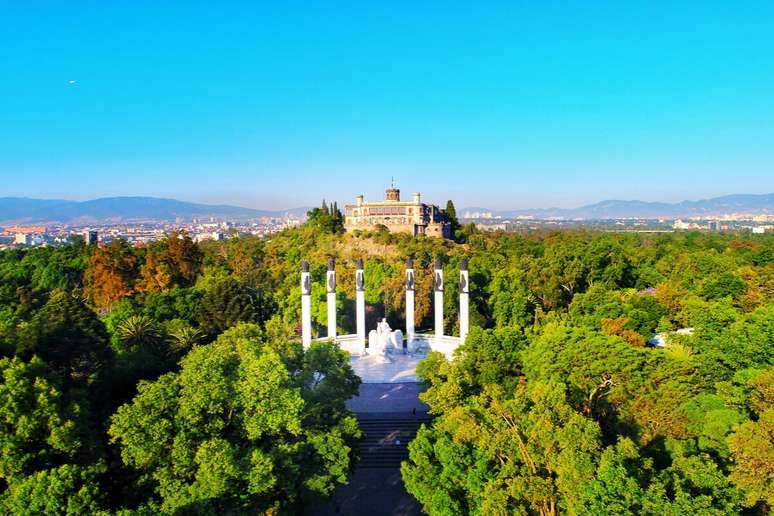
109,324,360,513
0,225,772,513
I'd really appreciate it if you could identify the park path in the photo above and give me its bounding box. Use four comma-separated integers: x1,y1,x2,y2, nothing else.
306,383,429,516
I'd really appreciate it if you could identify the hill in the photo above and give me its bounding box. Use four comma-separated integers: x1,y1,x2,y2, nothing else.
0,197,311,225
3,193,771,225
462,193,774,219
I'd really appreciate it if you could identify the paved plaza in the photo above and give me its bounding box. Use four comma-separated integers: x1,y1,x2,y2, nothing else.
312,381,428,516
346,382,429,414
307,352,430,514
308,467,423,516
348,352,425,383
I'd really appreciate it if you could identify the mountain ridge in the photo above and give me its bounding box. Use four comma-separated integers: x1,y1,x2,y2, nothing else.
1,193,772,225
0,196,311,225
461,193,774,219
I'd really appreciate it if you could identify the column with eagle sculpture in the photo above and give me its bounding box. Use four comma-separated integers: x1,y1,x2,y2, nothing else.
434,256,444,343
301,261,312,348
459,258,469,343
326,257,336,340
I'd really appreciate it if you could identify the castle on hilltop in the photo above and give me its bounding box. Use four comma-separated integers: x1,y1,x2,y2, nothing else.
343,185,451,238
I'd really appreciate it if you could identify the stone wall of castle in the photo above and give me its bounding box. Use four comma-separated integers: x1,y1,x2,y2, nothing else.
343,188,451,238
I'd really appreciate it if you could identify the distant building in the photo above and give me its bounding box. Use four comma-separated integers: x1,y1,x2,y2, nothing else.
344,186,451,238
673,219,702,230
194,231,225,243
462,210,495,219
4,226,47,235
475,222,508,232
14,233,32,245
83,230,99,245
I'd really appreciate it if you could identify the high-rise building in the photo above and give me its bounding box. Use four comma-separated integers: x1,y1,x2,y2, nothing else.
83,230,98,245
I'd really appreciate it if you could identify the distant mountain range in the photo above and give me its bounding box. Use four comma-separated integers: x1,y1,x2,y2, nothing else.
462,193,774,220
0,197,311,225
1,193,771,226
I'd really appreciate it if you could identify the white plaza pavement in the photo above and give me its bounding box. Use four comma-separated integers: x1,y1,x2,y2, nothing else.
348,353,424,383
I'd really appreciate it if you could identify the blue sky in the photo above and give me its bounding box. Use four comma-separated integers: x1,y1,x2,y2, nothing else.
1,2,773,210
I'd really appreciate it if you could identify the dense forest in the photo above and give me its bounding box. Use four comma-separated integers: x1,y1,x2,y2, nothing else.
0,209,772,514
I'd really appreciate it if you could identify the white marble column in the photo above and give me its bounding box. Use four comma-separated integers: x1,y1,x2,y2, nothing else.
459,258,469,343
405,255,415,346
434,256,444,341
326,257,336,340
356,258,366,347
301,261,311,348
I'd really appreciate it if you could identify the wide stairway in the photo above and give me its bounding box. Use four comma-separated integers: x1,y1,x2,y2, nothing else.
357,413,433,468
306,383,430,515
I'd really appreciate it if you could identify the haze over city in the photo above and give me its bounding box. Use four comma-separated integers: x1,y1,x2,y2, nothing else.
2,2,774,209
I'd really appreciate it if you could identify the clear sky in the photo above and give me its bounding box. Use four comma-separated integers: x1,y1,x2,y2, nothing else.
1,2,773,210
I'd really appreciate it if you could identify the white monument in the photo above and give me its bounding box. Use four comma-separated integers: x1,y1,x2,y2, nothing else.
459,258,469,343
300,255,469,365
434,256,444,342
326,257,336,340
301,261,311,348
405,255,415,346
356,258,366,346
367,318,403,363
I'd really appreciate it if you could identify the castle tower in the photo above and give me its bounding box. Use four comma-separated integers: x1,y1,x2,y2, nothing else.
385,186,400,201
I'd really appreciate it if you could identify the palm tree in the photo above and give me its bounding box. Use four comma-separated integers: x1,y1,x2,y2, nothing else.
117,315,164,354
168,326,204,355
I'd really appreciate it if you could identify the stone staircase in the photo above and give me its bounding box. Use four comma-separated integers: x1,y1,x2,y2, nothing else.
356,413,433,469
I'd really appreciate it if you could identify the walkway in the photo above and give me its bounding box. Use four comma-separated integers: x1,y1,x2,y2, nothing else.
307,383,430,516
346,383,428,413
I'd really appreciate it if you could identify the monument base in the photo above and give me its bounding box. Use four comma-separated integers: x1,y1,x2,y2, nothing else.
313,333,461,383
348,353,425,383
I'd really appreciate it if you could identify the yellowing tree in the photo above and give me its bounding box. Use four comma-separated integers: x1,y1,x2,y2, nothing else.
84,238,138,310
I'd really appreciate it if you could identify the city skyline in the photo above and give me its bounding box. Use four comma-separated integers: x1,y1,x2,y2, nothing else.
2,3,774,210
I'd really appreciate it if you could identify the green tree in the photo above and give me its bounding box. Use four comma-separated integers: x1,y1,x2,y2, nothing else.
403,381,604,516
0,355,109,514
306,201,344,234
139,287,202,325
167,324,204,352
197,278,273,336
109,324,360,513
116,315,165,355
17,291,113,384
22,243,88,294
701,272,747,300
445,200,461,239
727,368,774,509
1,463,107,515
0,357,92,482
